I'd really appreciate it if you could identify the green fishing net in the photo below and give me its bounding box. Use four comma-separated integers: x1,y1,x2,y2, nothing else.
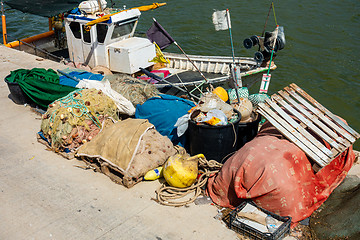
248,93,270,107
310,175,360,239
5,68,77,108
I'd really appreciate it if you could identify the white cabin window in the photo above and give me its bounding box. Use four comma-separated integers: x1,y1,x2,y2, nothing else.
82,25,91,43
96,24,108,44
111,21,135,39
69,22,81,39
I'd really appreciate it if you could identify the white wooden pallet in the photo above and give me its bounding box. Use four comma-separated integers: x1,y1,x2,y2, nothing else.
257,83,360,167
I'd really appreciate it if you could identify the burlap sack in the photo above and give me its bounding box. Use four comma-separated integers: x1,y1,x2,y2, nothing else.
76,118,176,187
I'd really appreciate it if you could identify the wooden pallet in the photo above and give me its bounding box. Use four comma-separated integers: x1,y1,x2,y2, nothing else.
257,83,360,167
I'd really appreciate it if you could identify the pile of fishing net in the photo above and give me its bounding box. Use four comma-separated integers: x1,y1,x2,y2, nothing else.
76,119,177,188
40,88,119,152
105,74,160,107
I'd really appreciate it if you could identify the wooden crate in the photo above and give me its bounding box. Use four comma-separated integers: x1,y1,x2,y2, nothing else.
257,83,360,167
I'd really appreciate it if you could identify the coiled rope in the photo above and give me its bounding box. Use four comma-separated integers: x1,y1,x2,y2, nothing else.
154,157,223,207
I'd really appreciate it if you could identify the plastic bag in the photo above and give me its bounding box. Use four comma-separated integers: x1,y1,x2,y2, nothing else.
174,113,190,137
201,109,228,126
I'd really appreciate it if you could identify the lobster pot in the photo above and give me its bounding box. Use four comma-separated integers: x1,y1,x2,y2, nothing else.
79,0,107,14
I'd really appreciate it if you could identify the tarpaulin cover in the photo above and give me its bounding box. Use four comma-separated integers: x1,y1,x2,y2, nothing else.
207,121,355,223
5,68,77,108
59,71,103,88
4,0,83,17
135,94,195,146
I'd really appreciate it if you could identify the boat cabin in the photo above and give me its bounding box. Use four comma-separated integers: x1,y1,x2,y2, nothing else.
64,8,156,74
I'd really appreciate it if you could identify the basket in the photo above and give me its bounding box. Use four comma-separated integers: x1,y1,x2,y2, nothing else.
225,201,291,240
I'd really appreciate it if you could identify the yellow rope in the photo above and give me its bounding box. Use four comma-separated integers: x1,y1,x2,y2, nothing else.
85,3,167,30
272,2,278,26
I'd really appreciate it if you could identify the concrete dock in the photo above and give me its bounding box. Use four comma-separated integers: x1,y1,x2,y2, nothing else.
0,45,237,240
1,45,359,240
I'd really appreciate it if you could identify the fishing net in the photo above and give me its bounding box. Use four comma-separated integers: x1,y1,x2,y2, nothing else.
228,87,250,104
248,93,270,107
40,88,119,152
105,74,160,107
76,119,177,188
310,175,360,239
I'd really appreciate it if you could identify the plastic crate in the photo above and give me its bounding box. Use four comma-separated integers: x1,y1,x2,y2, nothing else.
225,201,291,240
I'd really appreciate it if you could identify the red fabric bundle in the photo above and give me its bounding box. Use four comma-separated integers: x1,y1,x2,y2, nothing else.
207,121,355,223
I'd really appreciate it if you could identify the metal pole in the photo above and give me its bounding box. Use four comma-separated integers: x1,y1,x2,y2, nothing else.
266,25,279,75
226,9,241,103
1,0,8,45
97,0,103,12
173,41,209,84
139,68,200,100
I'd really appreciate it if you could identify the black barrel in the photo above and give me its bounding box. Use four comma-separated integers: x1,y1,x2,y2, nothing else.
188,109,241,163
237,113,261,149
4,76,33,105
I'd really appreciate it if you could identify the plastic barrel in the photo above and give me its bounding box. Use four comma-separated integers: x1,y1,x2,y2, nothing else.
4,77,32,105
188,109,241,164
237,113,261,149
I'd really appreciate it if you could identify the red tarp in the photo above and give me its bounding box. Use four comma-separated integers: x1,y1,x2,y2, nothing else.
207,121,355,223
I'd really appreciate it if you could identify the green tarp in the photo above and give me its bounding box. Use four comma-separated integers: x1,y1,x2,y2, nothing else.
5,68,77,108
4,0,83,17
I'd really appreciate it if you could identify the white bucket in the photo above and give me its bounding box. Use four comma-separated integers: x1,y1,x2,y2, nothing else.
79,0,107,14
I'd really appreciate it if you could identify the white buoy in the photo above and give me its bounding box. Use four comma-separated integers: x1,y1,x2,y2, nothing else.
79,0,107,14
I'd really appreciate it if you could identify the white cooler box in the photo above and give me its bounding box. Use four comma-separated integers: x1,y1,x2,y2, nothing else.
108,37,156,74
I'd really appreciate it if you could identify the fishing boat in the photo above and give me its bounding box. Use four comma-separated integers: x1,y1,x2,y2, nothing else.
159,52,275,87
1,0,278,93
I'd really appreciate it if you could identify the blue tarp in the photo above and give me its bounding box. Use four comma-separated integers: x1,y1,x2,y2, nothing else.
59,71,103,88
135,94,195,147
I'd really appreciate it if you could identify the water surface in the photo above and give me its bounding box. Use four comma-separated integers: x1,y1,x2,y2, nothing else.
2,0,359,148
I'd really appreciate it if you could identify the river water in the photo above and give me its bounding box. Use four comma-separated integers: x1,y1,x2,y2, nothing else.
2,0,360,148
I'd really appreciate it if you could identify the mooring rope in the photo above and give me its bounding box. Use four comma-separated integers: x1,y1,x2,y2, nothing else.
154,157,223,207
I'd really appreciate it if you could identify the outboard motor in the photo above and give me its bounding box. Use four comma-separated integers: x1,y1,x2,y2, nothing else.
243,26,285,63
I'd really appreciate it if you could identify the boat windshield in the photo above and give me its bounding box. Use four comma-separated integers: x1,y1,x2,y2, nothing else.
111,20,136,39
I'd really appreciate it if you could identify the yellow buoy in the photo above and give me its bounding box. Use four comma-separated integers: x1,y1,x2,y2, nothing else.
163,154,204,188
144,166,163,180
212,87,229,102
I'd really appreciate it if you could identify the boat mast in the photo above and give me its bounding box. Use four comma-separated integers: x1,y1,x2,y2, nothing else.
96,0,103,12
1,0,8,45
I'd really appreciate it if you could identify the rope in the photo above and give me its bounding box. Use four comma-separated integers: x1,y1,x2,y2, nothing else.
265,2,278,76
261,2,274,37
272,2,278,26
154,157,223,207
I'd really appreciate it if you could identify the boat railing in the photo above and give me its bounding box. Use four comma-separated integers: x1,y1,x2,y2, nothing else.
5,33,66,63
